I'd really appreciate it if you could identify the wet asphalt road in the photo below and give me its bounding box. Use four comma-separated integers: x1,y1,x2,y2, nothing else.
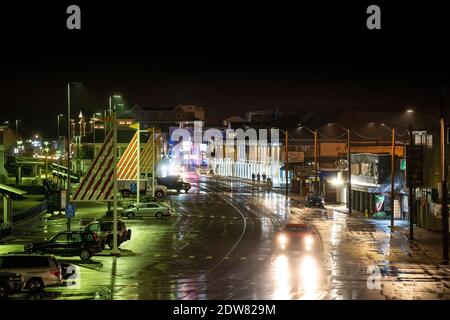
3,173,450,299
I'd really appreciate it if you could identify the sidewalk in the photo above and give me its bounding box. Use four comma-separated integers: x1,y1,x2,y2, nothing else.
326,203,450,265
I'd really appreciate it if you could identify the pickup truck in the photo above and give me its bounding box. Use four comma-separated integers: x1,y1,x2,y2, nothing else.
156,175,191,193
118,179,167,198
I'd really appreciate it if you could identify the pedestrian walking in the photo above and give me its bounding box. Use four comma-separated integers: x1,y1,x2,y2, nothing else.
257,173,261,183
252,173,256,183
262,173,267,182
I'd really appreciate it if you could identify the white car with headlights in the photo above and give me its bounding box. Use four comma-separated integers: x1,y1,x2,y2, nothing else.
275,223,317,251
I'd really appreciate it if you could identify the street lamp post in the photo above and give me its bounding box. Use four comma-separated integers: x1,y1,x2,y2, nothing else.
108,95,122,132
57,114,63,190
15,119,20,134
347,129,352,214
44,142,49,179
440,89,449,262
66,82,81,231
407,125,415,240
66,83,72,231
326,123,352,213
285,130,289,198
314,129,318,193
390,127,396,229
111,104,120,256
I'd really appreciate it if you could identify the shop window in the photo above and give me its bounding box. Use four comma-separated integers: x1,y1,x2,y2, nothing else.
413,131,427,146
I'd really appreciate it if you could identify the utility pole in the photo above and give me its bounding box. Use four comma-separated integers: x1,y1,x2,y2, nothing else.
57,114,62,190
111,105,120,256
440,87,449,262
136,122,140,205
391,127,396,229
347,129,352,214
408,125,414,240
152,127,156,197
314,129,318,194
109,96,112,132
285,130,289,198
104,110,107,138
66,83,72,231
92,114,96,158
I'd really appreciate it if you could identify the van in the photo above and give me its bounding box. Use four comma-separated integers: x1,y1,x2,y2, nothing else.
0,254,62,292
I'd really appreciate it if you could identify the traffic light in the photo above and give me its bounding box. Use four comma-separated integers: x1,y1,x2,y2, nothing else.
406,145,423,188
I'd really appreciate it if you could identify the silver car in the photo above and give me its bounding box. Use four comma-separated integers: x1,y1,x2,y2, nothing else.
123,202,172,219
0,254,62,292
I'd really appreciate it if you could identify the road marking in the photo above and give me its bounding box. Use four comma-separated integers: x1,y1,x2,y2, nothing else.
223,256,230,260
205,256,213,259
172,254,178,258
221,216,226,219
197,183,248,275
210,215,215,218
258,257,265,261
189,255,195,259
240,257,247,260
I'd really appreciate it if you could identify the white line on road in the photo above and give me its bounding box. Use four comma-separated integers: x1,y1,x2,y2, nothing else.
201,185,248,276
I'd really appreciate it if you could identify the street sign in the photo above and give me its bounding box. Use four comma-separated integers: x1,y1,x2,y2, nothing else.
65,203,76,218
400,159,406,171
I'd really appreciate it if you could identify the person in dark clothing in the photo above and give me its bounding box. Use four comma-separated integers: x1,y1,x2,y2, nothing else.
252,173,256,182
262,173,267,182
257,173,261,183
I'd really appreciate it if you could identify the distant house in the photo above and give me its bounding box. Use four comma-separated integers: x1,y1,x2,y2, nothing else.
130,104,205,127
222,116,247,127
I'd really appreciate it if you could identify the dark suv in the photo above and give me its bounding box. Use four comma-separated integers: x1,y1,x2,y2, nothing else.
84,219,131,249
156,175,191,193
0,272,23,299
25,231,102,261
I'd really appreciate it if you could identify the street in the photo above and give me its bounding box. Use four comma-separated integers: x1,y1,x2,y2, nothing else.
2,174,450,300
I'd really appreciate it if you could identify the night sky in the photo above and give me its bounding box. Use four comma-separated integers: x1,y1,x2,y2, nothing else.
1,2,449,137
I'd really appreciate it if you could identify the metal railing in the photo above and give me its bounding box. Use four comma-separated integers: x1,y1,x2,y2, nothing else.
12,200,48,224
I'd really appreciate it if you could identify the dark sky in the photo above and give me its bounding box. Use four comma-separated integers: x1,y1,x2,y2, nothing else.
1,2,450,137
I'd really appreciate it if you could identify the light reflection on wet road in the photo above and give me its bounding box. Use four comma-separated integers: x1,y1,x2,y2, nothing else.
4,174,450,299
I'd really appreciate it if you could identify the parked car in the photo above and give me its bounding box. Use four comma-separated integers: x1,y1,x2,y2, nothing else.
84,219,131,249
0,254,62,292
305,192,325,209
0,272,24,299
123,202,172,219
24,231,102,261
156,175,191,193
122,196,170,209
